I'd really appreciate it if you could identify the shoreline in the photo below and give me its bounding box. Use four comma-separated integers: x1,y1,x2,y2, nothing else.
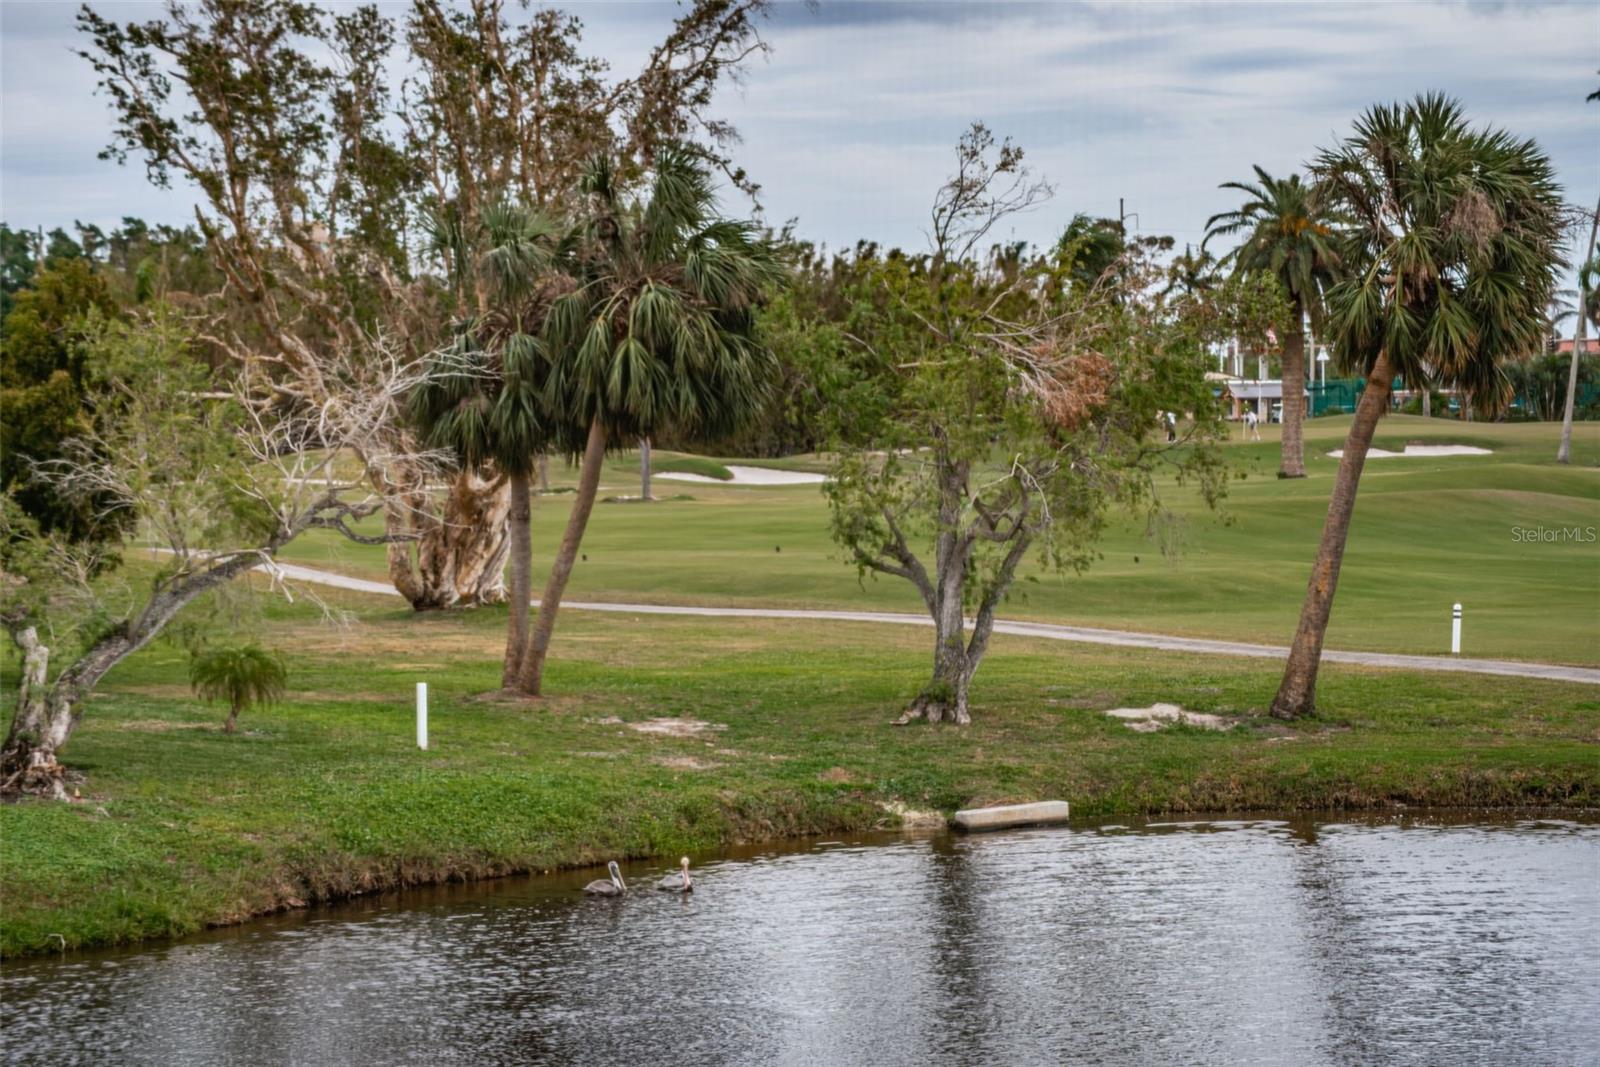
7,791,1598,961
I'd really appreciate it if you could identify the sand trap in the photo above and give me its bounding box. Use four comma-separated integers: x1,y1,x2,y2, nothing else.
1104,703,1235,732
655,464,826,486
1327,444,1492,459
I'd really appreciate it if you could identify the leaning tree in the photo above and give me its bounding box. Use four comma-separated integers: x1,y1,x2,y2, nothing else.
515,148,784,696
1271,95,1563,719
1,312,436,795
1205,166,1340,477
825,125,1227,725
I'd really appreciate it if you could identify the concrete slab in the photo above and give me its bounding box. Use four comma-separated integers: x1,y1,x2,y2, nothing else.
952,800,1071,833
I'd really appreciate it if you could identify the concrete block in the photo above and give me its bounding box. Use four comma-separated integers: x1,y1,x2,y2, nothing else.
951,800,1070,832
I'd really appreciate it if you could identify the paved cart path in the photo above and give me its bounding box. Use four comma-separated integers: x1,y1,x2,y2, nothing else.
254,557,1600,686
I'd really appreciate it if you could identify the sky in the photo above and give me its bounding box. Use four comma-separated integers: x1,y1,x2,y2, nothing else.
1,0,1596,257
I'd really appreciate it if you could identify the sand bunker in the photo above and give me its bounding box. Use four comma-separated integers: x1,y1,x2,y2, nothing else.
1104,703,1235,732
655,465,826,486
1327,444,1492,459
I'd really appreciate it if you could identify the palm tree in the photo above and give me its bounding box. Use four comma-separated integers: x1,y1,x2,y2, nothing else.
1205,167,1340,478
1272,94,1563,719
189,644,287,734
516,148,783,695
411,204,566,686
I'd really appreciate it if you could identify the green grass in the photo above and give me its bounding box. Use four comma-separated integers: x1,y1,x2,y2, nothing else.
4,418,1598,958
2,571,1597,958
647,453,734,480
283,419,1600,665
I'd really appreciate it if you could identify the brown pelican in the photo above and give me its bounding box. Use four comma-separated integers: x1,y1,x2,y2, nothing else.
583,861,626,897
657,856,693,892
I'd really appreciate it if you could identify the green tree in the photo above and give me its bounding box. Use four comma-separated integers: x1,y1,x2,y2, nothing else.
1205,167,1339,478
189,644,288,734
0,259,123,541
825,126,1226,724
517,148,782,696
1272,95,1563,719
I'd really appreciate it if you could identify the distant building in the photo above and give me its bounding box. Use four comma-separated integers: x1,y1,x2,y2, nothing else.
1214,376,1309,422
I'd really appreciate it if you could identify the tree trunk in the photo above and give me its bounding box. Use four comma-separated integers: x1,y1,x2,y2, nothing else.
502,470,533,687
224,702,240,734
0,629,69,798
413,470,512,609
1279,299,1308,478
1557,318,1587,464
640,437,653,501
379,468,512,611
536,453,551,493
896,458,975,725
2,550,265,794
1271,352,1395,719
1558,196,1599,464
1421,383,1431,418
517,417,608,696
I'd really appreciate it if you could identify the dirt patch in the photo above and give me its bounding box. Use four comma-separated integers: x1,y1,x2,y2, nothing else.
1104,703,1237,732
818,766,854,784
627,717,727,737
654,755,719,771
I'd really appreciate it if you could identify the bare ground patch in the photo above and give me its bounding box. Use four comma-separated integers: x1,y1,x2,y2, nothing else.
626,717,727,737
654,755,720,771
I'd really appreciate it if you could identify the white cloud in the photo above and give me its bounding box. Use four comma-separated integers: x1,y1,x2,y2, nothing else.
1,0,1594,256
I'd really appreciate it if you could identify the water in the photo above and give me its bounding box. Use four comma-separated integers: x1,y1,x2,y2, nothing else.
3,816,1597,1066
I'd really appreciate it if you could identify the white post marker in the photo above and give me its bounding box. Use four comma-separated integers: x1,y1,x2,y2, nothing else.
1451,603,1462,656
416,681,429,750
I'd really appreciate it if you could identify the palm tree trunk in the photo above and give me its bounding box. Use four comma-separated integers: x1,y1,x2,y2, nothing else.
501,469,533,687
517,417,608,696
224,702,240,734
536,453,550,493
1279,299,1308,478
1558,195,1599,465
1557,316,1588,464
640,437,653,501
1271,351,1395,719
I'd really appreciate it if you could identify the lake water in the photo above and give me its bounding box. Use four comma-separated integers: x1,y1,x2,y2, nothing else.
3,815,1597,1066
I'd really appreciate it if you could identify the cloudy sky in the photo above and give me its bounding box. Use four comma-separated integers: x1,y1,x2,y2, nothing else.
2,1,1596,255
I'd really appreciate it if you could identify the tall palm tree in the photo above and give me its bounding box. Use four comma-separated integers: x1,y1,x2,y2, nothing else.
1205,167,1340,478
517,148,783,695
1272,94,1562,719
411,204,566,687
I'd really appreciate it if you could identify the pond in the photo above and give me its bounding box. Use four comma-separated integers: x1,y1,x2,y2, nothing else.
3,815,1596,1065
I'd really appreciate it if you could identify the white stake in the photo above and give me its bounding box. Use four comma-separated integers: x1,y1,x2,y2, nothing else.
416,684,428,751
1451,603,1462,656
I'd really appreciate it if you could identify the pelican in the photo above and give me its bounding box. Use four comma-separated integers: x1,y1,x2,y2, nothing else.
583,860,626,897
657,856,693,893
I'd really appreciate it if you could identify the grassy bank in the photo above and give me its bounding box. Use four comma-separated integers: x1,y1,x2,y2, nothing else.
3,575,1596,958
280,417,1600,665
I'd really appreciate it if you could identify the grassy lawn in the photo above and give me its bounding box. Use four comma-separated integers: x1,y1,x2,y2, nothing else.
279,417,1600,664
3,570,1597,957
